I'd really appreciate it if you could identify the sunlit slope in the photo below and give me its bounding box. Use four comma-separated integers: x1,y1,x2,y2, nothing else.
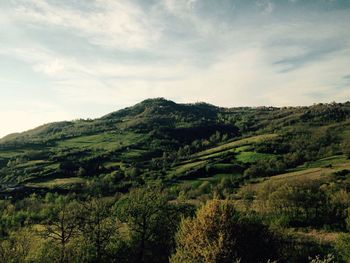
0,99,349,193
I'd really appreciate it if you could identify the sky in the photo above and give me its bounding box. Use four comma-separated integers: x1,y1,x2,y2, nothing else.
1,0,350,138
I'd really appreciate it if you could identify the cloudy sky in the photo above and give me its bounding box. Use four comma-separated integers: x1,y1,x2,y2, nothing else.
1,0,350,138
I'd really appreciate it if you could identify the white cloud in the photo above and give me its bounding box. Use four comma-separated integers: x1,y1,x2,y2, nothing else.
14,0,160,50
47,45,350,108
33,59,65,76
164,0,198,13
2,14,349,109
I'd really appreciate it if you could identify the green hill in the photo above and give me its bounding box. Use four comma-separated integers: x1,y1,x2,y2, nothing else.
0,98,350,198
1,98,350,263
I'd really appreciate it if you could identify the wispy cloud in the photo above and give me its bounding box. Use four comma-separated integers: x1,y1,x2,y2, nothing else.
13,0,160,50
273,40,346,73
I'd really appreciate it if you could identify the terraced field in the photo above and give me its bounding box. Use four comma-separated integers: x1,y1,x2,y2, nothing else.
235,151,275,163
56,132,147,151
192,134,278,159
26,177,85,189
238,155,350,193
173,134,275,168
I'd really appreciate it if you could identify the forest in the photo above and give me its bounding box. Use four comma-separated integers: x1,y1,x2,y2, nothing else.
0,98,350,263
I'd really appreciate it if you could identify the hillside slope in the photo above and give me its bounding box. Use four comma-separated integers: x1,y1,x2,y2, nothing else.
0,98,350,198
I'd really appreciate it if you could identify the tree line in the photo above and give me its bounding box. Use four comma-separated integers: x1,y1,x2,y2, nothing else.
2,186,349,262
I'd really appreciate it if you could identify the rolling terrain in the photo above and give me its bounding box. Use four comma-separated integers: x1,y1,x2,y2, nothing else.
0,98,349,198
1,98,350,262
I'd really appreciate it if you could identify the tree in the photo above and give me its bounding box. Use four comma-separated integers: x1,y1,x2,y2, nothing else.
334,211,350,262
0,228,34,263
43,201,79,263
171,199,239,263
342,141,350,159
171,199,278,263
335,234,350,262
115,187,187,263
77,167,86,177
78,197,117,263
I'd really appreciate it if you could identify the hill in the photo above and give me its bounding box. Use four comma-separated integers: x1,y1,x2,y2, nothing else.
0,98,349,198
1,98,350,263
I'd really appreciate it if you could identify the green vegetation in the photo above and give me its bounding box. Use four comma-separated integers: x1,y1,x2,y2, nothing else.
171,199,278,263
192,134,277,158
235,151,275,163
56,132,146,151
1,98,350,262
26,177,85,189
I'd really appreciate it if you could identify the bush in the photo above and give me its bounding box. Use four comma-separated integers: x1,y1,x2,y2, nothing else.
171,199,279,263
335,234,350,262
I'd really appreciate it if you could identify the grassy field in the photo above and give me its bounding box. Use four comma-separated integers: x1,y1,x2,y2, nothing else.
120,149,147,159
103,162,122,169
56,132,146,151
197,149,236,160
235,151,275,163
239,158,350,193
235,145,252,152
26,177,85,189
167,134,279,181
172,160,207,176
290,155,348,171
15,160,50,169
0,150,26,158
193,134,277,159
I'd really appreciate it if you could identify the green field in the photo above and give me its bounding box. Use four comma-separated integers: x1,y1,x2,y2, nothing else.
290,155,348,171
193,134,277,158
26,177,85,189
103,162,122,169
239,158,350,194
120,149,147,159
15,160,50,169
56,132,146,151
172,160,207,176
236,151,275,163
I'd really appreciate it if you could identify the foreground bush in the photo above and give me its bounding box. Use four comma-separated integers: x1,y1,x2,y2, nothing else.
170,199,278,263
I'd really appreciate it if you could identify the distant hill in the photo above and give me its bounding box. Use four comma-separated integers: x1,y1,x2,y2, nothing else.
0,98,349,198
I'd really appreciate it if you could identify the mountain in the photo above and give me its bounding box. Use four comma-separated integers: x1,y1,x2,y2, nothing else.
0,98,350,198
